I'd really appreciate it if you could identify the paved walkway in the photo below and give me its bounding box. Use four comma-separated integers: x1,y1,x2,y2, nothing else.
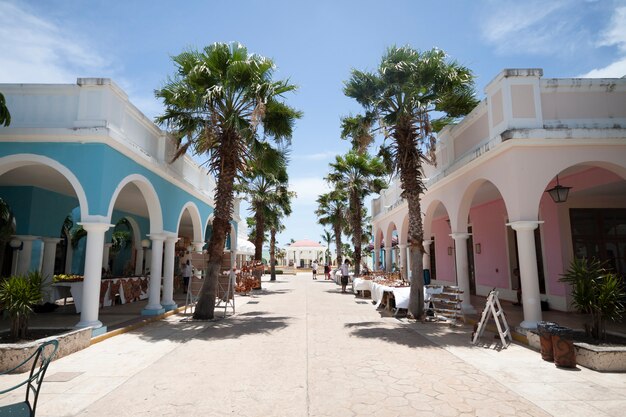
2,273,625,416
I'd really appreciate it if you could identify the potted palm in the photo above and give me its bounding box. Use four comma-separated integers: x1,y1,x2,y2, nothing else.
560,258,625,340
0,271,45,341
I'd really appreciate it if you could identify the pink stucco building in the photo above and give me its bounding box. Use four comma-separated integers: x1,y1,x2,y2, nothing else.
371,69,626,329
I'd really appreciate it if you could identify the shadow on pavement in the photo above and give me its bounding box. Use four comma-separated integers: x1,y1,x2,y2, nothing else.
133,311,292,344
346,320,476,349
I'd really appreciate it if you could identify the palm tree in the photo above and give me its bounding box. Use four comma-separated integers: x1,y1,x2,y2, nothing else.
315,189,348,267
320,229,333,264
344,46,477,318
340,113,375,154
0,92,10,127
156,42,301,319
327,151,386,277
267,206,288,281
239,142,292,287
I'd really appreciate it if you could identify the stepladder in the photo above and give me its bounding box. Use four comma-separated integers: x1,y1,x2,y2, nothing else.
471,290,512,348
215,270,236,318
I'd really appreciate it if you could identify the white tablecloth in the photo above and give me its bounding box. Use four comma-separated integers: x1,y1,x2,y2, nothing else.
53,277,148,313
392,286,411,309
352,278,372,293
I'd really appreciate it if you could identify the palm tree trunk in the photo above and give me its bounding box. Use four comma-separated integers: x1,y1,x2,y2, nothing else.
193,134,239,320
270,228,277,281
396,123,426,319
333,224,343,267
253,204,265,289
350,190,362,277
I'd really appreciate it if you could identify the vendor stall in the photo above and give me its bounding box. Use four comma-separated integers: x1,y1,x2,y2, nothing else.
53,276,149,313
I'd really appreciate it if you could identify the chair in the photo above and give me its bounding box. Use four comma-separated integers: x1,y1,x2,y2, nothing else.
0,340,59,417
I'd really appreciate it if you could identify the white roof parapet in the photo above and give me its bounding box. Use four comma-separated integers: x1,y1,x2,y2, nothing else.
0,80,216,207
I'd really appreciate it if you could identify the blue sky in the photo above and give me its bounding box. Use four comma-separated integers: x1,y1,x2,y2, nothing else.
1,0,626,249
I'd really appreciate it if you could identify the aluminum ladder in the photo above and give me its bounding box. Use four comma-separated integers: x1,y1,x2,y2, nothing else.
471,290,512,348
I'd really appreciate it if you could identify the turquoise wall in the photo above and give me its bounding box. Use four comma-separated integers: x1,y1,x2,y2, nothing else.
0,142,215,233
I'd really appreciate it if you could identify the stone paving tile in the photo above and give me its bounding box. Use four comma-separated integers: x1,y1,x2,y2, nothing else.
4,274,625,416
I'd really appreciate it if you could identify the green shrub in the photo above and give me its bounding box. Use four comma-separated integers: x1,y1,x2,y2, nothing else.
560,258,625,340
0,271,45,340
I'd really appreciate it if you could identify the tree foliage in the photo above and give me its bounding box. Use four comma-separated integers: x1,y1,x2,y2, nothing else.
344,46,478,317
156,42,300,319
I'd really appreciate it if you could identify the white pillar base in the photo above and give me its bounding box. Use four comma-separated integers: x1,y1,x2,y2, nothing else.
162,303,178,312
75,319,104,330
142,307,166,316
520,320,539,330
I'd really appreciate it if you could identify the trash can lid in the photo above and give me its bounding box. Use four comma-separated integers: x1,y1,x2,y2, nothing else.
537,321,559,332
551,326,574,338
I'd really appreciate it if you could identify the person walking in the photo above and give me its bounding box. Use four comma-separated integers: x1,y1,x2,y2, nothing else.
312,260,318,280
340,259,350,293
182,260,193,294
324,263,331,280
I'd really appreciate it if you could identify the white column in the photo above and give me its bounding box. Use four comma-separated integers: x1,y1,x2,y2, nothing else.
135,248,144,276
451,232,475,313
161,235,178,311
76,222,111,330
41,237,61,303
508,221,544,329
398,244,408,280
143,234,165,315
384,246,392,272
102,243,112,271
16,235,38,275
192,241,204,253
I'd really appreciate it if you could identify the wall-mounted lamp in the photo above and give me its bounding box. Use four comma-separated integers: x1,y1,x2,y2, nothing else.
447,246,453,256
141,239,151,249
546,175,572,203
475,243,481,254
9,238,22,250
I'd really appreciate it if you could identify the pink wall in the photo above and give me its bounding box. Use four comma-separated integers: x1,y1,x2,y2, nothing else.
539,195,567,296
470,199,510,289
432,217,455,284
541,167,624,297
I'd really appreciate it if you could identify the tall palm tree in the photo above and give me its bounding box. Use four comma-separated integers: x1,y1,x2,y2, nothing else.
327,151,386,276
344,46,477,318
238,142,292,287
0,92,10,127
156,42,301,319
315,189,348,267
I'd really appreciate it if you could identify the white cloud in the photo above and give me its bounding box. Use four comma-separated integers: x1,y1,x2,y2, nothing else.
481,0,582,56
0,2,111,83
289,177,330,205
598,6,626,52
578,56,626,78
580,6,626,78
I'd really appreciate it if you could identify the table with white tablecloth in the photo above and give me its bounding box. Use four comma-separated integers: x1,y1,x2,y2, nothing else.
352,277,372,294
53,276,149,313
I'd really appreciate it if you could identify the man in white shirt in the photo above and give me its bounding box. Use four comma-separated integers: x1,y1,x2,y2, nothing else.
340,259,350,293
182,260,193,293
312,260,318,280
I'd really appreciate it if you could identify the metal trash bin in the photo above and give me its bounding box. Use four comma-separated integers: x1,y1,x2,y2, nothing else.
551,326,577,368
537,321,558,362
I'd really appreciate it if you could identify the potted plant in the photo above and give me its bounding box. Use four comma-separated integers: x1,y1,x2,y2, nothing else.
559,257,625,340
0,271,44,341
